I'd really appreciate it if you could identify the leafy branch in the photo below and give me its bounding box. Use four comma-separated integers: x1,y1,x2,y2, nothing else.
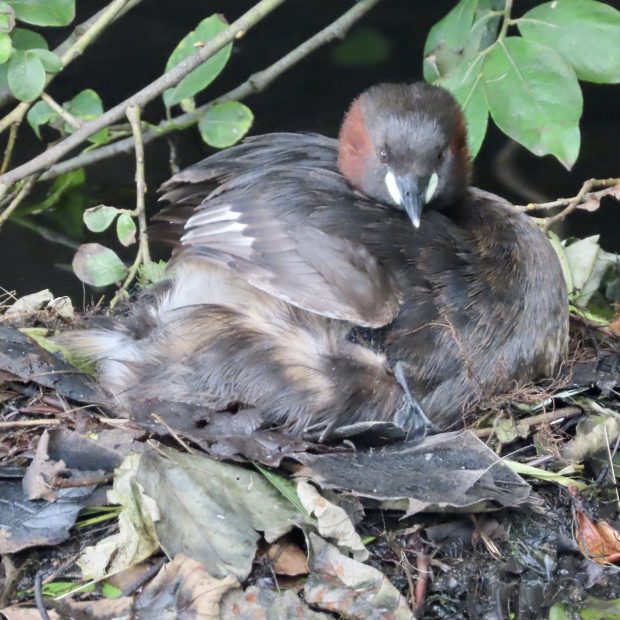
38,0,382,182
425,0,620,167
0,0,288,199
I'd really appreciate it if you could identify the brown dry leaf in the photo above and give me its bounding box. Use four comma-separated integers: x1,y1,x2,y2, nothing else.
0,598,132,619
134,554,239,619
266,540,309,576
221,585,330,619
305,533,415,619
22,430,67,501
575,509,620,564
609,310,620,336
578,182,620,212
296,479,368,561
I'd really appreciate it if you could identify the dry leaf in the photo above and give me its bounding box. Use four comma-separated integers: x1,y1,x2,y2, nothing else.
578,183,620,212
266,540,309,576
575,509,620,564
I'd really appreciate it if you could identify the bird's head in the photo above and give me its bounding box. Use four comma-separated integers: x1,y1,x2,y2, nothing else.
337,82,471,227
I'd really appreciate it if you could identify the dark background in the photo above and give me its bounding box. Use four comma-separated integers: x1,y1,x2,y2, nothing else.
1,0,619,302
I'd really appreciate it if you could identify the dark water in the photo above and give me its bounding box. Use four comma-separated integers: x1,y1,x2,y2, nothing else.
1,0,619,302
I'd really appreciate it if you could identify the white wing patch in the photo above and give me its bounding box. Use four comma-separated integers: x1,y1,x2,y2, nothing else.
181,203,254,249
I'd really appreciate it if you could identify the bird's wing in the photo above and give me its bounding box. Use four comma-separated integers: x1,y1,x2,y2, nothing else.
156,134,402,328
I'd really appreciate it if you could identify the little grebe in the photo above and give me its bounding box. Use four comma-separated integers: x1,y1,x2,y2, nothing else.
66,83,569,439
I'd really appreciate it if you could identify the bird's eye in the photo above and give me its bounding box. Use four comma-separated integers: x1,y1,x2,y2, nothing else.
437,150,445,162
379,149,388,163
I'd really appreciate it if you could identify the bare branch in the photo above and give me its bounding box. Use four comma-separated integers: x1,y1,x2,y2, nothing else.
39,0,381,182
516,177,620,229
0,0,288,197
40,93,82,130
0,174,40,227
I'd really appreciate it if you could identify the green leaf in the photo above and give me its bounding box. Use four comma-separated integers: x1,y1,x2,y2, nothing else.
18,168,85,215
483,37,582,168
423,0,501,82
198,101,253,148
330,26,392,67
253,463,308,516
0,32,12,63
26,98,54,138
72,243,127,287
11,26,46,49
138,260,168,286
424,0,478,81
8,0,75,27
440,55,488,157
42,581,95,598
116,212,136,246
30,48,61,72
519,0,620,84
66,89,108,145
0,2,15,34
101,582,123,600
163,14,232,108
83,205,119,233
7,48,44,101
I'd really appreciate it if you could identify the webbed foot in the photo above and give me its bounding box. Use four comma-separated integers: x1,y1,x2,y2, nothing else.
393,361,436,439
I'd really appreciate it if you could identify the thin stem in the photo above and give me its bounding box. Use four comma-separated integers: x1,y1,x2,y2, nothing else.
498,0,515,40
40,93,82,130
473,406,582,439
40,0,381,182
0,0,288,198
109,245,142,309
0,119,21,174
515,178,620,229
126,104,150,263
0,174,40,228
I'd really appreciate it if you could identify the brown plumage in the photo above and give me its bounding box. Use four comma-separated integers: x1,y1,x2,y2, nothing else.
63,83,568,439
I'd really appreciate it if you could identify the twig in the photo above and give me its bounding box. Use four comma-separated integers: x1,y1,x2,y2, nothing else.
0,118,21,174
0,418,62,429
121,558,166,596
516,177,620,229
0,0,288,198
604,426,620,510
473,406,582,439
0,0,142,136
40,93,82,130
39,0,381,182
109,245,142,309
51,473,113,488
108,105,151,307
126,105,150,262
0,173,40,228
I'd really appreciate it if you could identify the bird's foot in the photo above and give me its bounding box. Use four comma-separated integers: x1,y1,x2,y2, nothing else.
393,361,436,440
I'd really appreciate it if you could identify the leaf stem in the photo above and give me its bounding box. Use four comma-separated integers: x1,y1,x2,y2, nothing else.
40,93,82,130
498,0,515,41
